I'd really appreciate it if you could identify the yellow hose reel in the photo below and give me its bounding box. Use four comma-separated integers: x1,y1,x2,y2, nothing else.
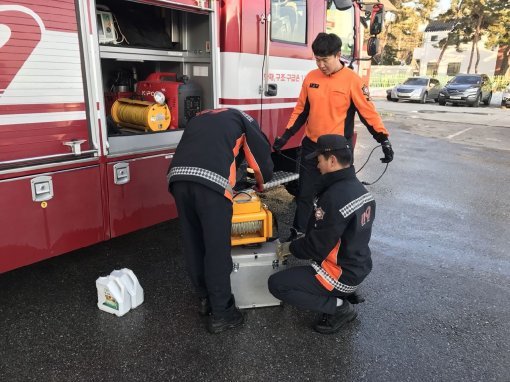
111,98,171,132
231,192,273,246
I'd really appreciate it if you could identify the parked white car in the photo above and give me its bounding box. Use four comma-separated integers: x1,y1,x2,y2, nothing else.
387,77,442,104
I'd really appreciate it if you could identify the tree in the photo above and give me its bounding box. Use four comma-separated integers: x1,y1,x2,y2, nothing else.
434,0,462,71
373,0,436,66
451,0,505,73
485,8,510,76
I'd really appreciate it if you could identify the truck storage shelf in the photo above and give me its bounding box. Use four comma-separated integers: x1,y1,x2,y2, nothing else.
99,45,211,63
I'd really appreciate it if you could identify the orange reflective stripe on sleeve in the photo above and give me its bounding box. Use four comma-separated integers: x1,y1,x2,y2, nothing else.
229,135,245,189
315,240,342,291
243,139,264,186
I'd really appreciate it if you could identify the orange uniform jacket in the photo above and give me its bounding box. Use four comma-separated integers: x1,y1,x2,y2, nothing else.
286,66,389,143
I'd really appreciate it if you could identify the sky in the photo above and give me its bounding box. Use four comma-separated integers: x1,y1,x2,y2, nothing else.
432,0,451,18
438,0,451,12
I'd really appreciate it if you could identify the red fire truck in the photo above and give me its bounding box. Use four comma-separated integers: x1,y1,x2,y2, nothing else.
0,0,384,273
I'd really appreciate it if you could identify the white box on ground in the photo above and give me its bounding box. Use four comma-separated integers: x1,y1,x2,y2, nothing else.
110,268,144,308
96,275,132,317
230,241,286,309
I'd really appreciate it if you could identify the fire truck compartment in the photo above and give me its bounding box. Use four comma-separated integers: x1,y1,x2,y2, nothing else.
96,0,214,155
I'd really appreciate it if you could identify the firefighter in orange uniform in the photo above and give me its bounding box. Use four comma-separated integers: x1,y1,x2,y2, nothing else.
168,108,273,334
273,33,393,241
269,134,374,334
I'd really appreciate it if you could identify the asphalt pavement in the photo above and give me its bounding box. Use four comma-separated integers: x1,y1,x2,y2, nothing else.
1,110,509,381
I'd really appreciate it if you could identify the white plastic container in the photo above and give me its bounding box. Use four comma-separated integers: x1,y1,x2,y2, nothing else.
96,275,132,317
110,268,144,308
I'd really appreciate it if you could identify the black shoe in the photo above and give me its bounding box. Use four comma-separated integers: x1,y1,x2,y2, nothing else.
284,227,305,242
198,297,211,316
313,300,357,334
207,308,244,334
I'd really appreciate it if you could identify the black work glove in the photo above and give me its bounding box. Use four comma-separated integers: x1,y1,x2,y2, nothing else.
380,139,394,163
273,130,293,152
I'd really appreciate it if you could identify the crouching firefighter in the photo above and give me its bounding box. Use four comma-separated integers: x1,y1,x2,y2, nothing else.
268,134,374,334
167,108,273,334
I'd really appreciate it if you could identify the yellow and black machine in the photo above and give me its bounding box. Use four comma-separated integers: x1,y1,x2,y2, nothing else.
230,171,299,246
231,192,273,246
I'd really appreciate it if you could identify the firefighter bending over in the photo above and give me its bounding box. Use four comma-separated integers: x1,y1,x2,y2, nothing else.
167,108,273,334
269,134,374,334
273,32,393,241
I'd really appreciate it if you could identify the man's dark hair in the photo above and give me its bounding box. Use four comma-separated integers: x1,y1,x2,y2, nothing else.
322,148,352,167
312,33,342,56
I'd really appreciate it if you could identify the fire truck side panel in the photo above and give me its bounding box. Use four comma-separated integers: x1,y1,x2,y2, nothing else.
0,166,104,273
106,153,177,238
0,1,93,162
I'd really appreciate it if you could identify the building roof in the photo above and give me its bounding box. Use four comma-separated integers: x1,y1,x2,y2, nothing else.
425,21,456,32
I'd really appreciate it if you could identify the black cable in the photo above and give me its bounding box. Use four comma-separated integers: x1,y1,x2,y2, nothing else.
355,144,381,174
277,151,308,173
276,144,389,186
361,163,388,186
260,2,267,131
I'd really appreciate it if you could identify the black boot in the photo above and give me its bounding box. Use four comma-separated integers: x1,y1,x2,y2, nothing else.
207,308,244,334
198,297,211,316
313,300,357,334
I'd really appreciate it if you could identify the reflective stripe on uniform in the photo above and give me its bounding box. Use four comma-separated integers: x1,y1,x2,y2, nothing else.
168,166,233,196
311,261,358,293
339,192,374,218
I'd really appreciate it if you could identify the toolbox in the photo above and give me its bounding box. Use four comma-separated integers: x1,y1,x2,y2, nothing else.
230,241,286,309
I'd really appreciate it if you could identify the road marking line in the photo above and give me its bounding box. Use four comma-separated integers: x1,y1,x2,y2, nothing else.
447,127,473,139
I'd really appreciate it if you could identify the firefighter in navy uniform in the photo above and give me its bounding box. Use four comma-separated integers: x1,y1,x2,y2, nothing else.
168,108,273,334
269,134,375,334
273,32,393,241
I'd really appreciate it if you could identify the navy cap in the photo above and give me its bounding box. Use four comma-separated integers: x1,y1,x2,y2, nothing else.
305,134,350,160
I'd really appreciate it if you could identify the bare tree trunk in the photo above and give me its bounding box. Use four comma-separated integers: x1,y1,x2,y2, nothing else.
474,15,483,74
467,40,475,73
475,42,480,74
467,14,483,74
436,42,448,74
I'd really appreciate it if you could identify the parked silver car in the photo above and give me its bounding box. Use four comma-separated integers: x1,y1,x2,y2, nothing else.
387,77,442,103
501,83,510,107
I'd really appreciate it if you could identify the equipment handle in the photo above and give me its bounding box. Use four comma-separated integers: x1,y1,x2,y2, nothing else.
113,277,124,293
145,72,177,81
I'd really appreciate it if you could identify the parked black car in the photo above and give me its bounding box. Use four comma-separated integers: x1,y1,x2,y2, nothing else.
438,74,492,107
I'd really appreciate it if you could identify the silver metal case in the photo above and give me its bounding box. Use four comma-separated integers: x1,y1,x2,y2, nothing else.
231,241,285,309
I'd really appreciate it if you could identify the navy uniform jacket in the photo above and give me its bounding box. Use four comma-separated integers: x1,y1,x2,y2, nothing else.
290,166,375,290
168,108,273,200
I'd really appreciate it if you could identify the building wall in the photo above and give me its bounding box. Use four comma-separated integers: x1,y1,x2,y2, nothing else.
413,30,498,76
